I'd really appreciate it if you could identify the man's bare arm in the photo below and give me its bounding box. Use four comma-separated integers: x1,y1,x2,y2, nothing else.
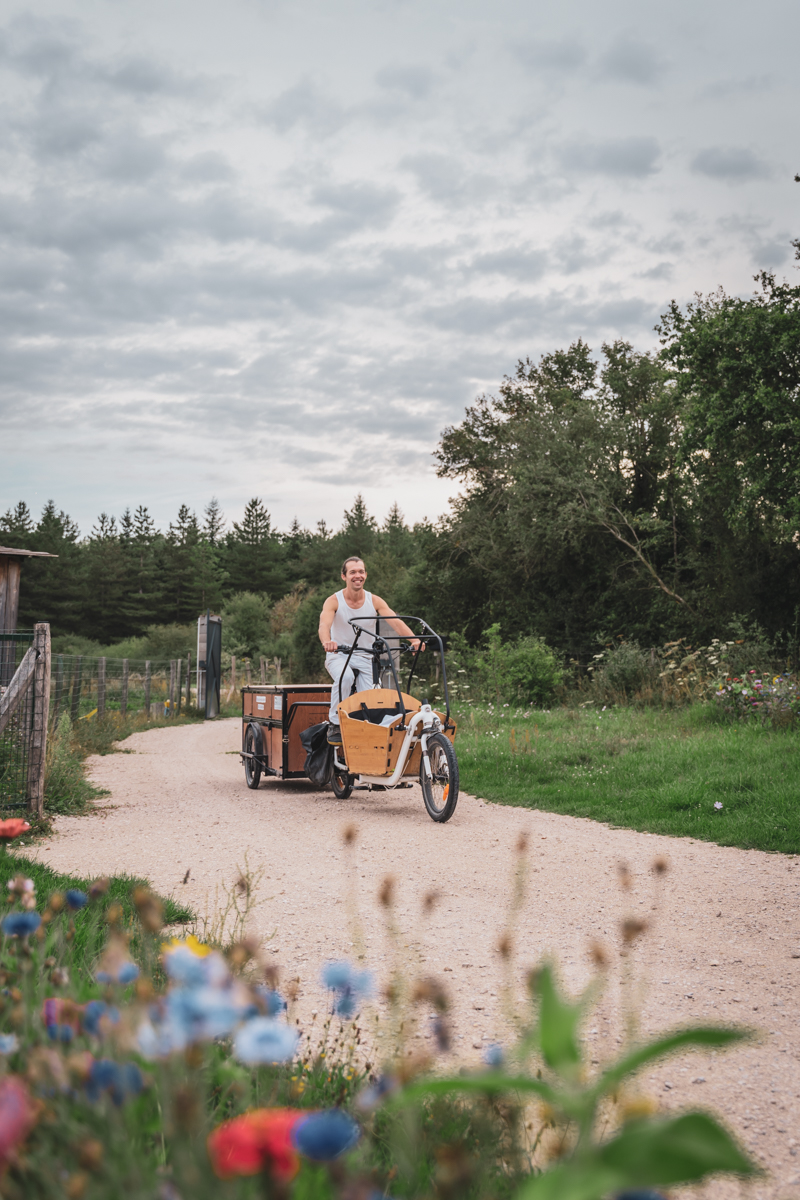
319,594,340,652
373,595,425,651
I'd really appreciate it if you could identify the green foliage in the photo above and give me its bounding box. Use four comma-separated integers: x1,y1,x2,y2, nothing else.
291,590,328,680
221,591,272,659
44,714,100,814
590,641,656,702
478,624,564,704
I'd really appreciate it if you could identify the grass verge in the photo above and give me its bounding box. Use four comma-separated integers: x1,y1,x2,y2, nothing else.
457,703,800,854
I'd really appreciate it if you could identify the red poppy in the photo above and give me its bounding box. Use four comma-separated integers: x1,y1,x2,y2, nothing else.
208,1108,304,1181
0,821,30,841
0,1077,37,1168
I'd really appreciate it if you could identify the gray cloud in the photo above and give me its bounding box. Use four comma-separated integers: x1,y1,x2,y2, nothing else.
259,80,347,137
513,36,586,73
690,146,771,182
597,36,665,86
375,64,436,98
558,136,661,178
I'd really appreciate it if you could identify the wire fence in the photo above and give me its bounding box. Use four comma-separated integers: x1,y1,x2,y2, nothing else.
0,630,36,810
48,655,195,726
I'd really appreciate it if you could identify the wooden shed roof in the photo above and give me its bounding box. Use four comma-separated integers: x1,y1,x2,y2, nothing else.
0,547,58,559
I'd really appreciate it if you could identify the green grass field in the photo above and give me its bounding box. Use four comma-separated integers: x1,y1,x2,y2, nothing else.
456,704,800,855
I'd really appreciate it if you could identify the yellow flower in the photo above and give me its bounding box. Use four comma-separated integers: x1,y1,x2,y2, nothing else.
161,933,211,958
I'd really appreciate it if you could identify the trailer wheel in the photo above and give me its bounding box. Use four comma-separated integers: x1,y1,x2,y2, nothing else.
244,723,263,789
420,732,458,822
331,768,353,799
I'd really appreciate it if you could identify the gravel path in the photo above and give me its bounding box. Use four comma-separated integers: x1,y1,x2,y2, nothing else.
24,718,800,1198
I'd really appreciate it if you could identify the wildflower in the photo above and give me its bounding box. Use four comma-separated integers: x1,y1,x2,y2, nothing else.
133,887,163,933
95,936,139,985
208,1108,303,1181
0,1035,17,1055
714,802,723,810
88,878,110,900
483,1043,504,1068
1,912,41,937
0,820,31,842
85,1058,144,1106
82,1001,120,1038
321,961,374,1018
66,890,88,911
0,1076,37,1167
292,1110,360,1161
162,940,226,988
234,1017,299,1065
356,1074,398,1112
253,985,286,1016
42,998,83,1043
621,917,648,944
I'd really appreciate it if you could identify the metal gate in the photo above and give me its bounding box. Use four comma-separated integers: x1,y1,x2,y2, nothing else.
197,613,222,719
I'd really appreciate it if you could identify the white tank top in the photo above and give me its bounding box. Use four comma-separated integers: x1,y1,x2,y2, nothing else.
328,590,377,662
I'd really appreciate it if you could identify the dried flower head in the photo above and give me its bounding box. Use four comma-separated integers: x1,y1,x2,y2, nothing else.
621,917,648,944
588,939,609,969
526,967,542,995
620,1093,658,1121
88,878,109,900
412,976,449,1013
263,964,280,990
617,862,632,891
422,890,440,915
342,823,358,846
76,1139,103,1171
652,856,669,875
497,933,513,961
105,903,123,928
235,875,249,897
379,876,395,908
285,977,301,1002
516,831,529,854
133,888,163,933
48,892,65,914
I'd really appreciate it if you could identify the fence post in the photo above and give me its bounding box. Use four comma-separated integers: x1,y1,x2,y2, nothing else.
169,661,176,716
245,659,252,686
274,657,282,685
120,659,129,718
144,661,151,716
186,653,191,708
176,658,182,716
71,656,83,721
27,622,51,818
260,656,266,684
97,658,106,718
52,654,64,729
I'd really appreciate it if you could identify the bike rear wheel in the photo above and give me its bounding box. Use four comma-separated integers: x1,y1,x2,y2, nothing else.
331,768,354,799
420,732,458,822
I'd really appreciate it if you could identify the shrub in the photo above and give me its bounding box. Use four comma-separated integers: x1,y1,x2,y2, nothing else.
222,591,272,659
478,623,563,705
591,640,657,702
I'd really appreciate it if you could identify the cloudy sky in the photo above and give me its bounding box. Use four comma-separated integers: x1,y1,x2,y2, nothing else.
1,0,797,538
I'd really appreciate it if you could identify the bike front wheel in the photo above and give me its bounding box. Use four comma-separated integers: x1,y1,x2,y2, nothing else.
420,732,458,823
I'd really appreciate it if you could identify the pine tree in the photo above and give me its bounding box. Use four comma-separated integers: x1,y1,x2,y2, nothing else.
83,514,127,641
341,494,377,558
119,506,161,634
0,502,34,544
224,498,285,596
204,497,225,545
160,505,202,623
15,502,82,633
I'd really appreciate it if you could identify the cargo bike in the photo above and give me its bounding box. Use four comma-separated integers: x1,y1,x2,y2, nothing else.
240,615,459,823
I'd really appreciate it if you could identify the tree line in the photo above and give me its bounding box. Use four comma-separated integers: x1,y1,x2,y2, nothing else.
4,260,800,672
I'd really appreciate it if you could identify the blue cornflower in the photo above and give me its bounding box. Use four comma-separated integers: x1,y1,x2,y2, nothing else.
96,961,139,985
293,1109,360,1161
86,1058,143,1106
233,1017,299,1065
483,1043,504,1068
1,912,41,937
321,961,373,1018
66,890,88,910
82,1001,120,1037
254,985,287,1016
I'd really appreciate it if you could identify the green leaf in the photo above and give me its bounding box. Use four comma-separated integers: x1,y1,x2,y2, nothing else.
535,963,585,1072
515,1162,625,1200
594,1026,749,1096
597,1111,755,1186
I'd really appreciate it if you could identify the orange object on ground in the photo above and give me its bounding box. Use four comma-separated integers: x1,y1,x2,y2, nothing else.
207,1108,304,1181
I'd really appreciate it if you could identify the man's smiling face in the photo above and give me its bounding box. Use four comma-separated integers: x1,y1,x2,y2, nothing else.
343,560,366,591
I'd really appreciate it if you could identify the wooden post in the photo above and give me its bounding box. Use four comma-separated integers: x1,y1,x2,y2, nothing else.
274,657,282,685
120,659,129,718
71,656,82,721
51,654,64,729
97,657,106,718
245,659,252,686
144,661,151,716
186,653,191,708
27,622,51,818
260,656,266,684
176,657,182,716
169,660,176,716
231,656,236,691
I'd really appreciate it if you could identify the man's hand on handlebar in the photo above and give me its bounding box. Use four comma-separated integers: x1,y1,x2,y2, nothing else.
407,638,425,653
323,640,338,653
